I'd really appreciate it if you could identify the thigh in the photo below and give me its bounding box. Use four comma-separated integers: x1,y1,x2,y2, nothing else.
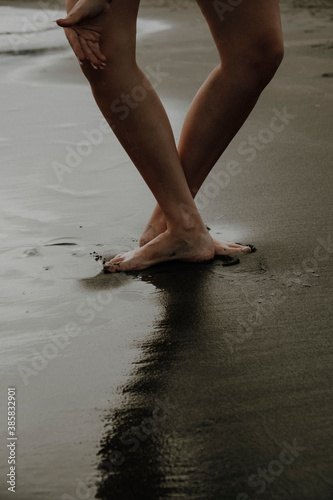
196,0,283,59
99,0,141,61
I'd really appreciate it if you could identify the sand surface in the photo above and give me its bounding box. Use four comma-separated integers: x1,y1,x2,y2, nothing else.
0,2,332,499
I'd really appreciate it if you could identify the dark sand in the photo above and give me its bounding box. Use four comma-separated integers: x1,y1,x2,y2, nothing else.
0,1,332,499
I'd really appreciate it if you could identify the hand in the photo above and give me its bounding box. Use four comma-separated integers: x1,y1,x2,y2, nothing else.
56,0,111,69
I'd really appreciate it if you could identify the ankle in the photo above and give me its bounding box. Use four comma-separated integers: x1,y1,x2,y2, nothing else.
168,213,206,235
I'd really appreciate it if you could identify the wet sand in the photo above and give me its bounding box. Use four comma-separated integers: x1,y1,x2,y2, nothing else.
0,2,333,499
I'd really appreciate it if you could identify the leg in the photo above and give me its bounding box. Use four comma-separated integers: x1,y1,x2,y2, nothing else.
77,0,222,271
140,0,284,253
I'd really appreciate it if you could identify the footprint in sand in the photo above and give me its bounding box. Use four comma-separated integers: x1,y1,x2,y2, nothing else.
23,248,41,257
43,237,92,279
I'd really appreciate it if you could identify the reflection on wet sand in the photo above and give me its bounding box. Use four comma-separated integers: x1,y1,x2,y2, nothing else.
94,261,265,500
95,262,211,499
92,252,327,500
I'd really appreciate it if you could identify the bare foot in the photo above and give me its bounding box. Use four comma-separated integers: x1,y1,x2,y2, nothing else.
214,239,252,255
140,219,252,255
139,215,166,247
104,228,215,272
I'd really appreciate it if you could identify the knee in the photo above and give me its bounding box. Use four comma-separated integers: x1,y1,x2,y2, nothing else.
80,37,136,90
223,34,284,91
244,35,284,89
80,61,112,92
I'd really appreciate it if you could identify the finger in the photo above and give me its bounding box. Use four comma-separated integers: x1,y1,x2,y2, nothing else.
87,40,106,66
80,36,101,68
65,29,86,64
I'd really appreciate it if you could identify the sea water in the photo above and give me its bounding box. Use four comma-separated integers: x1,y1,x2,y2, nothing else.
0,1,172,55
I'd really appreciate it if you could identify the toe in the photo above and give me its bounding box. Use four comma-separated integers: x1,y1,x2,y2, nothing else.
103,262,121,273
229,247,249,254
213,238,255,255
225,242,251,252
228,243,247,249
105,254,124,265
235,243,257,253
103,254,125,273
